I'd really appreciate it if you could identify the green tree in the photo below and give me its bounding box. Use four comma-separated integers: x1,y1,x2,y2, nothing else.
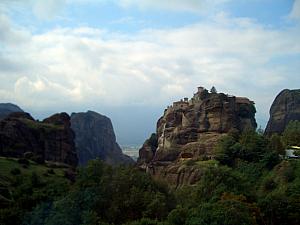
268,134,285,155
210,86,217,93
186,200,256,225
261,151,280,170
238,129,268,162
214,135,239,166
192,166,249,203
282,120,300,147
27,160,174,225
167,207,188,225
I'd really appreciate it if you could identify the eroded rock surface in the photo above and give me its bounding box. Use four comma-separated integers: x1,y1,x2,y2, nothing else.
0,112,78,167
138,87,257,186
265,89,300,135
0,103,23,120
71,111,134,166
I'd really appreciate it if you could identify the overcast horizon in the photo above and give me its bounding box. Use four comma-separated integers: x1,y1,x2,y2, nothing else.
1,0,300,145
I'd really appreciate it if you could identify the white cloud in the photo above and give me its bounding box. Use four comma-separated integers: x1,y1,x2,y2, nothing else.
0,13,299,123
8,0,227,14
118,0,229,12
0,0,67,20
290,0,300,20
32,0,66,20
0,14,30,45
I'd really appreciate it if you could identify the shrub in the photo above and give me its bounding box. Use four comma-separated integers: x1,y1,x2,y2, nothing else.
282,120,300,147
32,155,44,164
17,158,29,165
24,152,34,159
268,134,285,155
263,178,277,191
47,169,55,175
10,168,21,175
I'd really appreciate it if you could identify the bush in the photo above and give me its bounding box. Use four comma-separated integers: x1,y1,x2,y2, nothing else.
64,169,76,182
263,178,277,191
27,160,174,225
282,120,300,147
261,151,280,170
167,207,188,225
10,168,21,175
32,155,44,164
30,172,43,187
47,169,55,175
268,134,285,155
24,152,34,159
238,129,268,162
17,158,29,165
214,135,238,166
186,200,256,225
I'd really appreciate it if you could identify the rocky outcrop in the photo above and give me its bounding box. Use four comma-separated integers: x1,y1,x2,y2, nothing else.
265,89,300,135
137,133,158,165
71,111,134,166
138,87,257,186
0,103,23,120
0,112,78,167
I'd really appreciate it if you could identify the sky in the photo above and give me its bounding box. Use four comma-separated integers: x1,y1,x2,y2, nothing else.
0,0,300,146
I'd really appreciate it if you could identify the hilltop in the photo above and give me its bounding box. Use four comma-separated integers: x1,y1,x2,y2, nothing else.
138,87,257,186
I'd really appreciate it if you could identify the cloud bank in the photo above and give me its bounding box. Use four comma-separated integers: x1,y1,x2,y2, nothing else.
118,0,229,12
1,11,299,123
290,0,300,20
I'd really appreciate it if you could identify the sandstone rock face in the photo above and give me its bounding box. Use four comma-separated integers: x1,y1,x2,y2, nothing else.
71,111,134,166
137,133,157,165
265,89,300,135
0,103,23,120
138,87,257,186
0,112,78,167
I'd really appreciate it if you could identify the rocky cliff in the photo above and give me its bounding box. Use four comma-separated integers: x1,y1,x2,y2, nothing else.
71,111,134,166
138,87,257,186
0,112,78,167
0,103,23,120
265,89,300,135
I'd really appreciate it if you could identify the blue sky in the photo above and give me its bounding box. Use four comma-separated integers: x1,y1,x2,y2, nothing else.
5,0,297,31
0,0,300,145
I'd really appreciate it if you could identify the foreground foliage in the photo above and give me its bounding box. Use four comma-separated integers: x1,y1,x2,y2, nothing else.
1,123,300,225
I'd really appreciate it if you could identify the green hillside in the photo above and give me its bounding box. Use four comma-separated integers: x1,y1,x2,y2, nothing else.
1,121,300,225
0,157,72,225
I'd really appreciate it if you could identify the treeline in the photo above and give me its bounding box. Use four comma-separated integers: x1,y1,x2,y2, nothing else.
1,121,300,225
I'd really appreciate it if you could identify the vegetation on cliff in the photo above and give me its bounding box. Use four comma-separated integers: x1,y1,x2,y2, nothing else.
0,157,72,225
0,91,300,224
0,112,78,167
1,122,299,225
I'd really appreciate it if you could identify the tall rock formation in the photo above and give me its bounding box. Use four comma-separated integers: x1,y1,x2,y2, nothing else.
71,111,134,166
138,87,257,186
0,112,78,167
265,89,300,135
0,103,23,120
